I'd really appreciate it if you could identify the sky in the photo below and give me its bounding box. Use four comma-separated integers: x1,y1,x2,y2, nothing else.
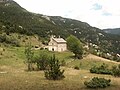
14,0,120,29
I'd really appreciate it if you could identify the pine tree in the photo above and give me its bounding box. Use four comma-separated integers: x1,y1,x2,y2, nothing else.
44,54,65,80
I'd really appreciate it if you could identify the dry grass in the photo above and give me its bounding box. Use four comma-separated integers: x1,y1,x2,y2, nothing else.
0,67,120,90
0,47,120,90
86,54,120,64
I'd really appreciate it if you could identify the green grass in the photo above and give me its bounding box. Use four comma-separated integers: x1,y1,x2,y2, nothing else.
0,46,120,90
66,58,117,70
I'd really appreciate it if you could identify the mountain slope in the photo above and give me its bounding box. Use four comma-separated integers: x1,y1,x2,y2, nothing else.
0,0,120,61
49,16,120,55
0,0,68,37
103,28,120,35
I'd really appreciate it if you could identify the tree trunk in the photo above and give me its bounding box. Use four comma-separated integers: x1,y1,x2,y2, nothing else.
28,63,32,71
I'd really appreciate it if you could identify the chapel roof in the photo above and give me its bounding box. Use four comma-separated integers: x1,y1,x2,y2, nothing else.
53,38,66,43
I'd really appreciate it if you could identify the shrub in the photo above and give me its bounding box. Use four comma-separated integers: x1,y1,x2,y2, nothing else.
24,43,34,71
84,77,111,88
90,63,112,75
74,66,79,70
44,54,65,80
34,50,49,70
111,64,120,77
0,33,20,47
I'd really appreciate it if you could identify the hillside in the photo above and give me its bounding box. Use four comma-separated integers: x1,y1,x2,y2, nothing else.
103,28,120,35
49,16,120,57
0,46,120,90
0,0,120,61
0,1,120,90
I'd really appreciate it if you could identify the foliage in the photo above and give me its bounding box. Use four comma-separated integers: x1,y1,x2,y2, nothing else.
34,50,49,70
44,54,65,80
66,35,83,59
90,63,112,75
0,33,20,46
84,77,111,88
24,43,34,71
111,64,120,77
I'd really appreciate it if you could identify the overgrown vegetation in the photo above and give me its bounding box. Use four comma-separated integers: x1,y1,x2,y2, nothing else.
84,77,111,88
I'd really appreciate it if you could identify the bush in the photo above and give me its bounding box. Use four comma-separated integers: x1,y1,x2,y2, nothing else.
34,50,49,70
74,66,79,70
24,43,34,71
111,64,120,77
44,54,65,80
0,33,20,47
84,77,111,88
90,63,112,75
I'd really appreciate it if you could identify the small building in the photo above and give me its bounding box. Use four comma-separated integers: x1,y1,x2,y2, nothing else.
48,36,67,52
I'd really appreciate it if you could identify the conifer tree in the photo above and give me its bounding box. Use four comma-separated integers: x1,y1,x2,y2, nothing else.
44,54,65,80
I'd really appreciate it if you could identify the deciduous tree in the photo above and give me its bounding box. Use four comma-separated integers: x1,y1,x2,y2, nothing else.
24,43,34,71
66,35,83,59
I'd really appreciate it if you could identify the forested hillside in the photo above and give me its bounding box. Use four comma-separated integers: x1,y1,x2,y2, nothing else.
0,0,120,61
103,28,120,35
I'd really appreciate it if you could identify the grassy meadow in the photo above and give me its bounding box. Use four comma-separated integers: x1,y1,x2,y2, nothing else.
0,46,120,90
